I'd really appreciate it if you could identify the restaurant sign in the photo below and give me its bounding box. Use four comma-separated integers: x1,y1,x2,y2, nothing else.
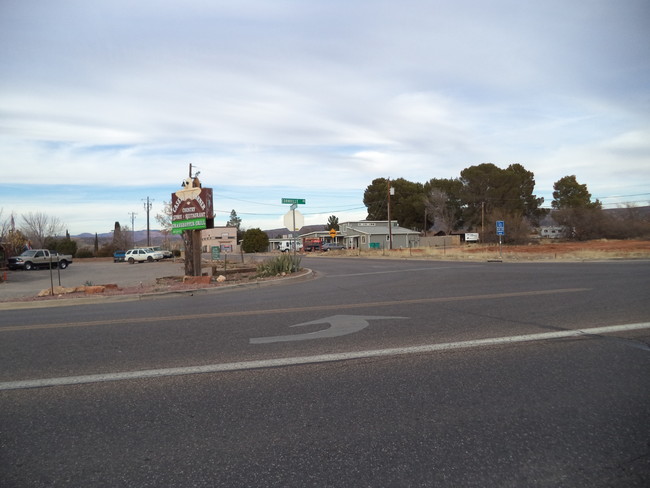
171,182,214,235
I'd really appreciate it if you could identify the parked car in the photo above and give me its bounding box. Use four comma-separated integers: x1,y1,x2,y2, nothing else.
146,246,173,259
113,250,126,262
302,239,322,252
124,248,164,263
8,249,73,270
322,242,346,251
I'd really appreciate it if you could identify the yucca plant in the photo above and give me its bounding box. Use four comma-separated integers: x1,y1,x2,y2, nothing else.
256,254,302,277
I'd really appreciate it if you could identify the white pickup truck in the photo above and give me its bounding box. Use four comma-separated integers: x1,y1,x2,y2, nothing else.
8,249,73,270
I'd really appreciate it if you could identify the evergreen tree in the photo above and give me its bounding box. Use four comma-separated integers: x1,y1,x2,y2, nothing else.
552,175,603,240
227,209,242,229
327,215,339,231
552,175,601,210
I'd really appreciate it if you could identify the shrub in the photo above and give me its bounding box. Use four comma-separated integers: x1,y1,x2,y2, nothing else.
256,254,301,277
242,228,270,253
76,248,95,259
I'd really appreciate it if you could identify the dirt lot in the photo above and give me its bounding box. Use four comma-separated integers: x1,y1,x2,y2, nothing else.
0,257,280,304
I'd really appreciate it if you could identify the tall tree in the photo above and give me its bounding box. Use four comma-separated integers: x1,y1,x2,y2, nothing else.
424,178,464,233
227,209,242,229
459,163,544,230
363,178,427,230
552,175,601,210
552,175,603,240
326,215,339,231
363,178,390,221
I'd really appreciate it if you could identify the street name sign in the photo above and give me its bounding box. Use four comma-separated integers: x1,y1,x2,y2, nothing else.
282,198,305,205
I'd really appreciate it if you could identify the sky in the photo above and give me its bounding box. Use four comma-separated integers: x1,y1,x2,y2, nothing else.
1,0,649,235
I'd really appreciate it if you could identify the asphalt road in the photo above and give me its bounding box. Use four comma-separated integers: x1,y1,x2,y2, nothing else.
1,257,649,487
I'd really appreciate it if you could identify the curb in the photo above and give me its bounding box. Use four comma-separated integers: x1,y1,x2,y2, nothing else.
0,269,314,311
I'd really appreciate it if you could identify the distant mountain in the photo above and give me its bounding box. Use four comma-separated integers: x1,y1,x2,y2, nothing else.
72,229,181,248
264,225,327,238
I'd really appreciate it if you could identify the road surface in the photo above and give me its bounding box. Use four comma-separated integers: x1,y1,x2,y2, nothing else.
1,258,649,487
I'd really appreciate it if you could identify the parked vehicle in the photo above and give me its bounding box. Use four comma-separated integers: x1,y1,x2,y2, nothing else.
146,246,173,259
279,241,302,252
322,242,346,251
302,238,322,252
113,250,126,262
7,249,73,270
124,248,164,263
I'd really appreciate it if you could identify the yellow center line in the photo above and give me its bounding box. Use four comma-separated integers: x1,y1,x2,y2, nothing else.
0,288,589,333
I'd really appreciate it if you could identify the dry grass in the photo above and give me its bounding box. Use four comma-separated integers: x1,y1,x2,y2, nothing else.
319,239,650,262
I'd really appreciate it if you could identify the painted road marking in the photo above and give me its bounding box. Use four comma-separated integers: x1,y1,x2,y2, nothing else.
0,288,589,333
250,315,407,344
1,322,648,391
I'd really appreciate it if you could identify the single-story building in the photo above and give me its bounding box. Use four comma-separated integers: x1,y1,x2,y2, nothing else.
300,220,420,250
201,226,239,253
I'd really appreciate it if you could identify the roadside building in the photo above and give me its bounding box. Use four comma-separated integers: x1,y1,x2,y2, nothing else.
299,220,420,250
201,226,239,253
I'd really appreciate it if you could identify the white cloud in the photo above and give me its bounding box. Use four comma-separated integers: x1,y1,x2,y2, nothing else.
1,0,649,233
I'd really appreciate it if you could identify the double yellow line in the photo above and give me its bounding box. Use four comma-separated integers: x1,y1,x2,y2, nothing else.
0,288,589,333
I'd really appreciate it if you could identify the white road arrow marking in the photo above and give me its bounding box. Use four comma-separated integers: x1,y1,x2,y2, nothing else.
249,315,407,344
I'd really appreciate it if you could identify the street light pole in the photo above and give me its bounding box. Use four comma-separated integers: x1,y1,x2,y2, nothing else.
128,212,137,247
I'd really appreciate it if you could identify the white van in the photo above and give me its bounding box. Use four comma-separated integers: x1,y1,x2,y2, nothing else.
279,241,302,252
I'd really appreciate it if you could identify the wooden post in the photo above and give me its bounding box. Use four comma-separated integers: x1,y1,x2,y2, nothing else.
192,229,202,276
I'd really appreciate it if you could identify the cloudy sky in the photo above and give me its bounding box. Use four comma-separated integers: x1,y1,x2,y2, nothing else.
1,0,649,235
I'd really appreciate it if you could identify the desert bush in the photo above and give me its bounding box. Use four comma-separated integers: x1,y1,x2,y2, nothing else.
76,248,95,259
256,254,301,277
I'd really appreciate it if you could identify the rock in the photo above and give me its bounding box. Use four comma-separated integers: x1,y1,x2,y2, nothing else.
84,286,106,294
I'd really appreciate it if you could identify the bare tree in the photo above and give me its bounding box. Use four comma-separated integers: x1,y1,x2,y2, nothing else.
1,209,27,257
425,189,459,235
0,209,10,241
155,201,173,249
20,212,65,248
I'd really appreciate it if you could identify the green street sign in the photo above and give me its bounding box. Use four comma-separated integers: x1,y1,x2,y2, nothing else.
282,198,305,205
171,217,207,234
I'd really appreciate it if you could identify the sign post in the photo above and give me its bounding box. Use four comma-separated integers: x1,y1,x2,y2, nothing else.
283,198,305,270
211,246,221,261
496,220,505,258
172,165,214,276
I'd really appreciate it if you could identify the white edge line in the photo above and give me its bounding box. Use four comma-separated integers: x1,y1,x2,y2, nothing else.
1,322,649,391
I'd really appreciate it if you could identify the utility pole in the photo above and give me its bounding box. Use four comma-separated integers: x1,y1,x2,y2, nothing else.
143,197,153,246
481,201,485,243
423,206,428,237
387,179,394,250
128,212,137,247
